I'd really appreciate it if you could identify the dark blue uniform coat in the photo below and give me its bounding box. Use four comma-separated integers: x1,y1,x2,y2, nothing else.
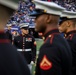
36,29,72,75
0,31,31,75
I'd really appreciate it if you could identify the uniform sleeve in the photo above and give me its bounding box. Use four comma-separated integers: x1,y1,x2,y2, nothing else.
31,37,36,62
0,43,31,75
35,45,62,75
67,36,76,73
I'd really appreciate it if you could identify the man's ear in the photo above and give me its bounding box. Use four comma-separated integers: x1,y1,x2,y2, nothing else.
67,20,72,27
46,15,51,23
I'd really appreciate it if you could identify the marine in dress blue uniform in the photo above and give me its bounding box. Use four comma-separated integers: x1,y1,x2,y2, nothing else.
29,0,72,75
14,23,36,64
59,10,76,75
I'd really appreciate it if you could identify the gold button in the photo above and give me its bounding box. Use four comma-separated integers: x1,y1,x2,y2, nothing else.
44,9,47,13
33,71,36,74
69,34,71,36
49,35,51,38
64,34,67,37
34,64,36,66
23,43,25,44
36,56,38,59
42,37,45,40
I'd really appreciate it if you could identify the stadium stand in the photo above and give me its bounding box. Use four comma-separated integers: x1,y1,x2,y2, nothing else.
5,0,76,38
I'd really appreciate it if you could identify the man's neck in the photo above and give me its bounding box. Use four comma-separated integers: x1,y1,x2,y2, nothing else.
22,33,28,36
43,24,58,35
66,28,76,33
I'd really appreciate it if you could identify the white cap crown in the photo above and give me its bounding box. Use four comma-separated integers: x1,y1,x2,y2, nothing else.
34,0,65,16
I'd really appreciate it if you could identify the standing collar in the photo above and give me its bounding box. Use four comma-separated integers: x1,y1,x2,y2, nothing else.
43,29,59,40
20,34,28,37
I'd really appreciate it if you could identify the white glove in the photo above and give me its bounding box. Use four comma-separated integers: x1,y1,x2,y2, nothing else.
30,61,34,65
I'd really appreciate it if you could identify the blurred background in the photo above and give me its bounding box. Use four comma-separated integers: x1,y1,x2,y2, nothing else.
0,0,76,51
0,0,76,74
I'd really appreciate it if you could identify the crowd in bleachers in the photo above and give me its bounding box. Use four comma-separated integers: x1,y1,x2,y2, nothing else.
6,0,36,37
5,0,76,38
42,0,76,11
7,0,76,25
54,0,76,12
8,0,35,26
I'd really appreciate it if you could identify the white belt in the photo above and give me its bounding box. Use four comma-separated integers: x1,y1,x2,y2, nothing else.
17,49,31,52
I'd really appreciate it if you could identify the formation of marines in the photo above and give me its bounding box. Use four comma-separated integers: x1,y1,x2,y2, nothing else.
0,0,76,75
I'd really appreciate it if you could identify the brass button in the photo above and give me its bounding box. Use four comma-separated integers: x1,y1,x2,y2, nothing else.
49,35,51,38
23,43,25,44
34,64,36,67
69,34,71,36
33,71,36,74
64,34,67,37
36,56,38,59
23,45,25,46
42,37,45,40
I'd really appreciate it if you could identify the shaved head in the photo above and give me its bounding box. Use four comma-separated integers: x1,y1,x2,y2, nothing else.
58,19,76,33
35,13,60,34
47,14,60,25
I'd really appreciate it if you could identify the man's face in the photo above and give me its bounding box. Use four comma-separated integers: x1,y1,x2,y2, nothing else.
35,14,47,33
30,7,33,11
21,29,28,35
7,26,11,30
58,21,68,33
